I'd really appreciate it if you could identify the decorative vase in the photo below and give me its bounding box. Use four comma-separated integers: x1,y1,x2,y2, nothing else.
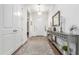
63,50,67,55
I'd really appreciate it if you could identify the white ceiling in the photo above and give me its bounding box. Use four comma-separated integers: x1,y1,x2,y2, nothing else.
24,4,55,13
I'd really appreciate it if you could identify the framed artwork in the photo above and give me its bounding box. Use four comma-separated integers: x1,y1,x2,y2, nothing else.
52,11,60,26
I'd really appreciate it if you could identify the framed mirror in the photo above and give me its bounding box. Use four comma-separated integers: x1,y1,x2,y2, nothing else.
52,11,60,26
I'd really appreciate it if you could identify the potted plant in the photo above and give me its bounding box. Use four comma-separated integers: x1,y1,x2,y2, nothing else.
62,45,68,54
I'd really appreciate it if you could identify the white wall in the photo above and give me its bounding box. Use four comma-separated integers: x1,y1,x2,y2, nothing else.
48,4,79,33
0,4,27,55
29,12,48,37
57,4,79,33
48,4,79,54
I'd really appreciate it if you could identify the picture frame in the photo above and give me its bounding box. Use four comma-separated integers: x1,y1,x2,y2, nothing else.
52,11,60,26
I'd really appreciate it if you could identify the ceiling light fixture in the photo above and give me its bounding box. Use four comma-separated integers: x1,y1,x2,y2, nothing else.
37,4,42,15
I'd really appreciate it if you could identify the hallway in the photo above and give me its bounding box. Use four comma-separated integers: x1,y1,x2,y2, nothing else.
0,4,79,55
14,36,55,55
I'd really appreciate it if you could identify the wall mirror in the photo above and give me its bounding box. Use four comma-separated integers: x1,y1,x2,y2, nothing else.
52,11,60,26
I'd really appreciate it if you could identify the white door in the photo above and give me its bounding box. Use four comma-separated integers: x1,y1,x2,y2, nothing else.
30,13,47,36
35,18,46,36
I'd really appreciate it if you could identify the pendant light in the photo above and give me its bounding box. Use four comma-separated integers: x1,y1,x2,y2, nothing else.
37,4,42,15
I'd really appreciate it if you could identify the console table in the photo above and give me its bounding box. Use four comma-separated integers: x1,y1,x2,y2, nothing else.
47,30,79,55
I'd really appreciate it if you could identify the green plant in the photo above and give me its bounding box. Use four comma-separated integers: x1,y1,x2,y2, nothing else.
62,46,68,51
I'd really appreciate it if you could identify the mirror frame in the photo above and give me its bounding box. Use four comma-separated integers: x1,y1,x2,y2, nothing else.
52,11,60,26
